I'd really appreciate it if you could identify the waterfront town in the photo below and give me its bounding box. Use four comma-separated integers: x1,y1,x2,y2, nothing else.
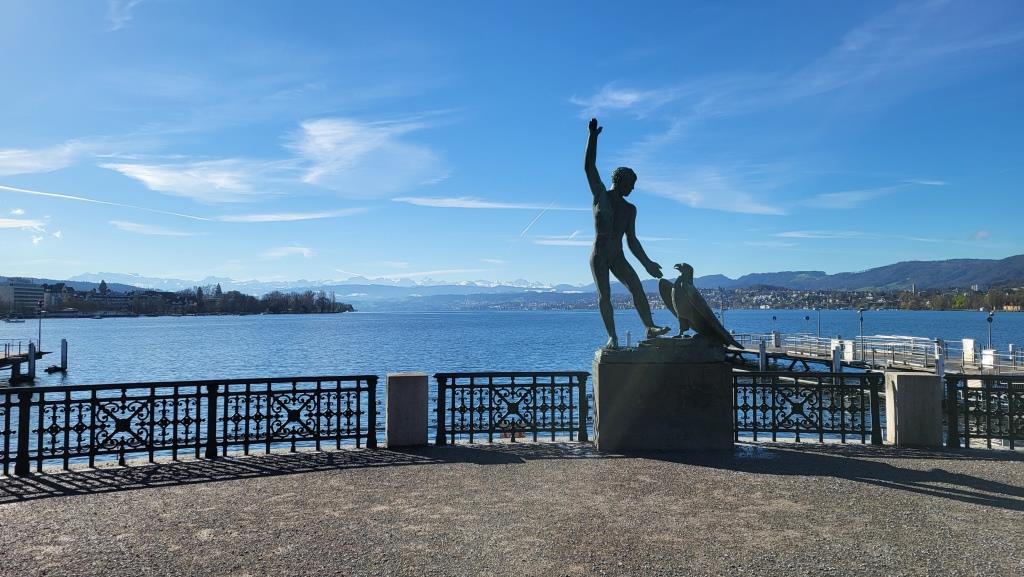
0,277,353,317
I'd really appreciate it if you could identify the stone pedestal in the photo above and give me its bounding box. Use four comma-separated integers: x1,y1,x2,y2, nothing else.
884,372,943,447
386,372,428,447
593,337,733,452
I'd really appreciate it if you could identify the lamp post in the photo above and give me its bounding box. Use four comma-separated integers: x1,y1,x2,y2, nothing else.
772,315,777,333
804,314,810,335
858,308,865,362
816,308,821,339
987,310,994,350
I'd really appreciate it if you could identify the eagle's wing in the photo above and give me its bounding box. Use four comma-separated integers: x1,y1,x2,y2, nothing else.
659,278,677,318
681,283,742,349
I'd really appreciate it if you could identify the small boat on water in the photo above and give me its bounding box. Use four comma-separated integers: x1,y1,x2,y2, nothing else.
3,317,25,323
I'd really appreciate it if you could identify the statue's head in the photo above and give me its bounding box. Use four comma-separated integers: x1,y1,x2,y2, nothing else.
611,167,637,196
674,263,694,281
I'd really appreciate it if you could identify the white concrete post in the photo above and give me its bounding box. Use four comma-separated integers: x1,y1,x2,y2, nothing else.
386,373,428,447
934,338,945,378
884,372,943,447
831,343,842,373
771,331,781,348
27,342,36,379
758,340,767,371
60,338,68,370
962,339,975,364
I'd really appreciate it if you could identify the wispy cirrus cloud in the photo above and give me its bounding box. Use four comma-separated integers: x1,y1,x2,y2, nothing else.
9,208,24,215
0,217,45,231
0,141,86,176
642,167,786,216
393,196,587,211
216,208,366,223
803,185,902,210
101,159,289,203
776,230,866,239
804,180,946,209
106,0,144,31
262,246,314,259
570,84,686,118
972,229,992,240
289,117,448,198
109,220,202,236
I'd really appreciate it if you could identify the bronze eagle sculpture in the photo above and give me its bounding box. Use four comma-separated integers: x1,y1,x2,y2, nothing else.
658,263,742,349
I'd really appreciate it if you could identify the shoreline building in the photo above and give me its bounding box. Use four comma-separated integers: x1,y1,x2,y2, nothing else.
0,278,44,316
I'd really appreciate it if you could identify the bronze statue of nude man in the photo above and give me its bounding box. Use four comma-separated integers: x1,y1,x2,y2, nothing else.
586,117,670,348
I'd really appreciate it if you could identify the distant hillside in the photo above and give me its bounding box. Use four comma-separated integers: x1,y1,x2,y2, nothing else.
690,255,1024,291
6,254,1023,305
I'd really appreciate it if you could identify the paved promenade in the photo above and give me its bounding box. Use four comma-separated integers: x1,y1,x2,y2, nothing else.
1,442,1021,577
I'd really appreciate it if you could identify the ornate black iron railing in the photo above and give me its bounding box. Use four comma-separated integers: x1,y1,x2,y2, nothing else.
1,375,377,476
434,372,589,445
733,371,883,444
945,374,1024,449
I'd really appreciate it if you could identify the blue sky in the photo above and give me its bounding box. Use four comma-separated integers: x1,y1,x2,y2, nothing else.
1,0,1022,286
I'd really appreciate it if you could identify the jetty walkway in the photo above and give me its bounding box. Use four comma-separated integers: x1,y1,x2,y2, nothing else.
731,332,1024,375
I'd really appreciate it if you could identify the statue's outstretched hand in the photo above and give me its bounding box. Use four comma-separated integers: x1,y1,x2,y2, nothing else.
646,261,663,279
589,118,602,135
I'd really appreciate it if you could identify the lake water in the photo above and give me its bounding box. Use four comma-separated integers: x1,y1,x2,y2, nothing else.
3,308,1022,387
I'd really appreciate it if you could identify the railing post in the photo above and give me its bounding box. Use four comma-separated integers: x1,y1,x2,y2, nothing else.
435,375,447,445
868,373,882,445
577,372,589,443
944,375,960,448
366,376,378,449
205,383,219,458
14,389,32,476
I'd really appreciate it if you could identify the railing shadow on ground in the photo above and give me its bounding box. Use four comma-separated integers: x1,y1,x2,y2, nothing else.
1,442,1021,512
0,441,606,504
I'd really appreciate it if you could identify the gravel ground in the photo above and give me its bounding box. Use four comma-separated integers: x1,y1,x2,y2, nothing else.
0,442,1022,577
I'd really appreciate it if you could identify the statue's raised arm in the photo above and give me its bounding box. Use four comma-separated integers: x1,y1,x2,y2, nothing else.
585,118,606,196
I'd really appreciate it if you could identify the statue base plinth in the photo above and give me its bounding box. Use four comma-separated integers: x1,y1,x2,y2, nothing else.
593,336,733,452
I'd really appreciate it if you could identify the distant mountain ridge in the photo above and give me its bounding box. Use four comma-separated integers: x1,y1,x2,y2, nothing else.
5,254,1023,303
688,255,1024,291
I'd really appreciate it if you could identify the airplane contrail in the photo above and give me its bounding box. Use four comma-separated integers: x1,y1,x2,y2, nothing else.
0,183,212,221
519,202,555,237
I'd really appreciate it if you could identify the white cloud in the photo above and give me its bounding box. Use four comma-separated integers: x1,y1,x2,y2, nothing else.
52,230,63,239
393,196,587,211
107,0,143,31
0,217,45,231
289,117,448,198
972,230,992,240
0,142,84,176
262,246,314,259
396,268,490,278
216,208,366,222
776,230,865,239
109,220,201,236
642,167,786,216
9,208,25,215
481,258,505,264
803,185,901,210
570,84,684,118
903,179,947,187
534,239,592,247
102,159,278,203
31,235,43,245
